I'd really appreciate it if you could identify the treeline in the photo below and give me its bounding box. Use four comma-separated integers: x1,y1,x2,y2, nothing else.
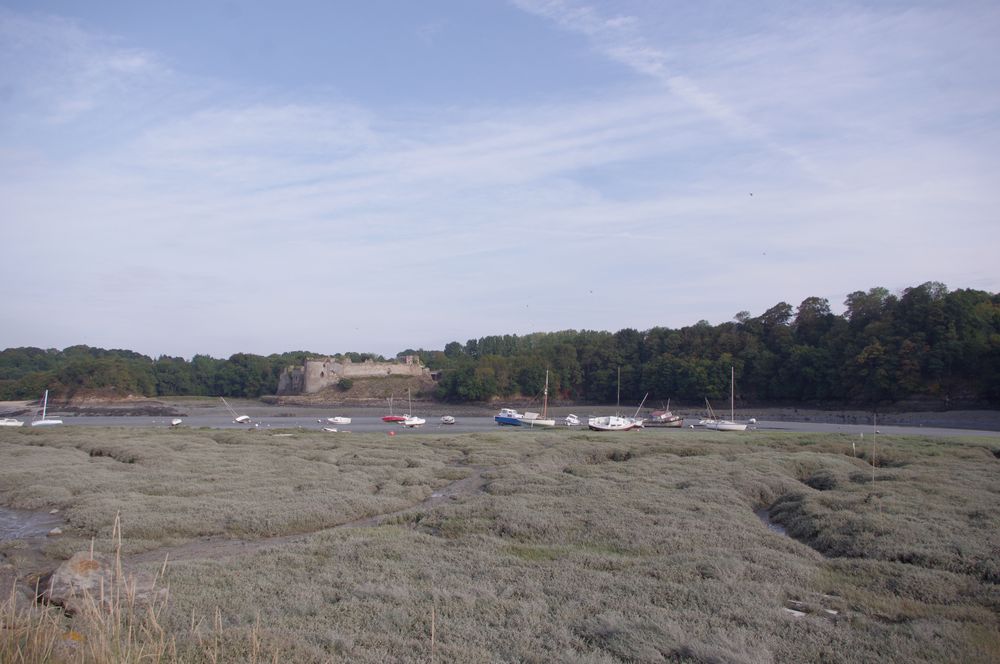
0,347,386,401
2,282,998,407
417,282,1000,407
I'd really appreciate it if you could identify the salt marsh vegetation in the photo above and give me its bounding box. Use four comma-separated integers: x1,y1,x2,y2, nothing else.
2,426,998,662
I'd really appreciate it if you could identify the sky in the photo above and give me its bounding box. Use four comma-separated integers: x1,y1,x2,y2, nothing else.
2,0,999,360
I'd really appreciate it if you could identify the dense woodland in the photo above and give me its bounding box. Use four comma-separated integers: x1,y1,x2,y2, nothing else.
2,283,998,407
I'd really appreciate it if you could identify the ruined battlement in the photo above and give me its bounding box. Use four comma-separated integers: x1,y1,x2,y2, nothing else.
277,355,429,395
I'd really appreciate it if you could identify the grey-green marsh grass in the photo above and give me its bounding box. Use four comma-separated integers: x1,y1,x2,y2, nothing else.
2,426,998,662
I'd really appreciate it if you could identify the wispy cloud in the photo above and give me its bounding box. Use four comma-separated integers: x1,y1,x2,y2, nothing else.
0,9,163,125
1,3,998,356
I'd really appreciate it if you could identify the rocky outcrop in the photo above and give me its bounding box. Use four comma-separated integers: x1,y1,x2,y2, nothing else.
37,551,168,615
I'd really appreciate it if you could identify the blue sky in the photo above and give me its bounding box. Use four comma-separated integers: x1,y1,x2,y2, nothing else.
2,1,998,359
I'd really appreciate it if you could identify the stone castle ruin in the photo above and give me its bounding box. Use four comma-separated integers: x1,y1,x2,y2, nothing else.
277,355,430,395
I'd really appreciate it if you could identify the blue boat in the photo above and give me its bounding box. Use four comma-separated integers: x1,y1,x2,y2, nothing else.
494,407,523,426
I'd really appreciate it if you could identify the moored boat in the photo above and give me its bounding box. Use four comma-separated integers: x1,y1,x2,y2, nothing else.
220,396,251,424
703,368,747,432
645,400,683,427
494,407,523,426
326,416,351,425
440,415,455,425
0,417,25,427
382,395,406,423
522,370,557,427
587,415,640,432
564,414,581,426
402,389,424,427
30,390,62,427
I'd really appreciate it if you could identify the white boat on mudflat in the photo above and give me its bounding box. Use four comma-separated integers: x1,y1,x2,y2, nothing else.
587,370,643,431
522,370,557,427
0,417,24,427
220,396,251,424
703,367,747,432
440,415,455,425
402,390,425,427
564,414,581,426
326,416,351,425
30,390,62,427
588,415,641,432
705,420,747,432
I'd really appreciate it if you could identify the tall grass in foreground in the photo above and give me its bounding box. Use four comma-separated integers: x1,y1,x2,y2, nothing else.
0,514,278,664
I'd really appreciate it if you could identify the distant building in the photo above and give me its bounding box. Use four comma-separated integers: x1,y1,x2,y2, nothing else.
277,355,430,395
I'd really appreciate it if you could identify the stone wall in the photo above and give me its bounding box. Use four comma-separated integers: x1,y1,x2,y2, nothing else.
277,356,429,395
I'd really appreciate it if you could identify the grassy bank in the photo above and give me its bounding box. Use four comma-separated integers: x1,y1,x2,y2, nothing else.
2,426,999,662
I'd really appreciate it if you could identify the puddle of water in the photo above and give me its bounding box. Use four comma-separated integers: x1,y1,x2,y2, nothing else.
0,507,63,541
754,507,787,536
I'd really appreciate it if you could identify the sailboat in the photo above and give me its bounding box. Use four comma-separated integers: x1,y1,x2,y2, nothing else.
402,389,425,427
220,396,251,424
704,367,747,432
30,390,63,427
522,370,556,427
588,368,641,431
645,399,683,427
382,394,406,423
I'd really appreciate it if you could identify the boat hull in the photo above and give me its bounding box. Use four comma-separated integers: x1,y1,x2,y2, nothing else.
494,416,522,426
587,416,640,432
644,418,683,428
705,421,747,431
522,417,556,427
382,415,406,423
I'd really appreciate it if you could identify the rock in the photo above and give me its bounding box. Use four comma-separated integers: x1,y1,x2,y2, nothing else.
38,551,168,615
48,527,63,536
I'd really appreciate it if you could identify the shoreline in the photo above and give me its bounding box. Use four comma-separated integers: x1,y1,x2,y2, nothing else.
3,397,1000,431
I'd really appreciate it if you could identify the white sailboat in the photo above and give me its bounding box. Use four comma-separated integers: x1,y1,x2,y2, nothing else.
220,396,251,424
402,389,425,427
523,370,556,427
30,390,63,427
704,367,747,432
588,368,641,431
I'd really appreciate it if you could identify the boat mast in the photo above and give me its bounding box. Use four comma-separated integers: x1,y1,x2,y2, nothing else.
633,392,649,419
542,369,549,419
730,366,735,421
616,366,621,415
41,389,48,419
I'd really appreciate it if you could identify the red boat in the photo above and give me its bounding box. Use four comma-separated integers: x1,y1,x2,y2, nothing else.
382,395,406,423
